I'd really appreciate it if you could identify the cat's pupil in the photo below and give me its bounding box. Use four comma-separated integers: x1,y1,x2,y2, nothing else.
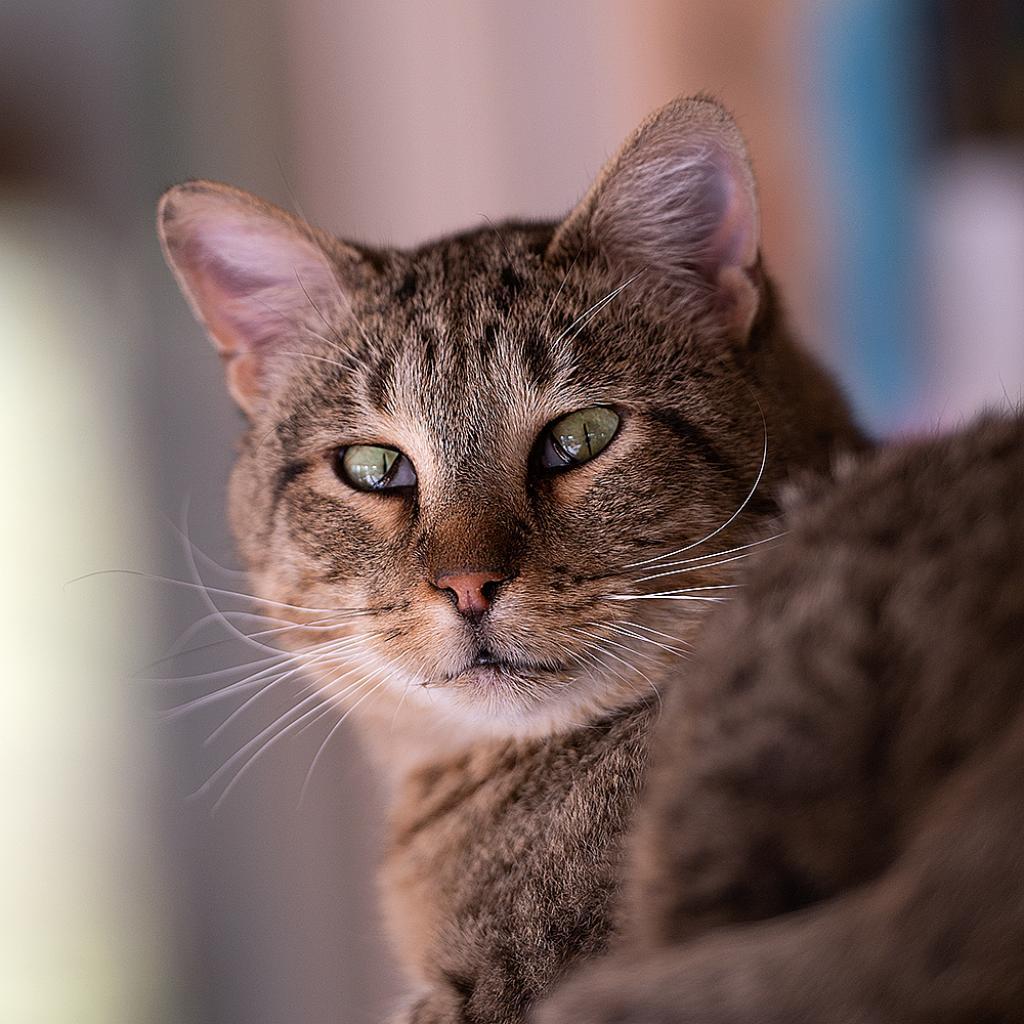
339,445,415,492
542,406,620,470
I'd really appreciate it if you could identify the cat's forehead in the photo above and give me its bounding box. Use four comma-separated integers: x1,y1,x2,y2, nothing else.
349,228,597,428
375,223,555,330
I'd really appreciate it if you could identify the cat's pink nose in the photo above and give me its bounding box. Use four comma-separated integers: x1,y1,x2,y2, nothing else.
434,570,508,620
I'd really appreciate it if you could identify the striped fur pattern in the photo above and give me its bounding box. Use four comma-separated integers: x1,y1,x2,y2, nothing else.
159,97,865,1022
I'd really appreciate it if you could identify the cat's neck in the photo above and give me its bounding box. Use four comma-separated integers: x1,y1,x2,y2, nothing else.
350,685,651,789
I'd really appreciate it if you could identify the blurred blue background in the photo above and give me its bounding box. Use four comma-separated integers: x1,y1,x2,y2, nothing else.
3,2,1022,1022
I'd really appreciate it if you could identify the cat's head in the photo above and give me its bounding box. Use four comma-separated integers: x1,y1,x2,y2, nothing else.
158,96,861,743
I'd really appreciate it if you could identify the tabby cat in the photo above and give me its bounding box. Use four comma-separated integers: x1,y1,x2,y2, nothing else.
158,97,864,1022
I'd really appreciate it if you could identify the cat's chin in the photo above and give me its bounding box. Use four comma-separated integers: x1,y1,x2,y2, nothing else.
439,661,577,717
402,661,649,743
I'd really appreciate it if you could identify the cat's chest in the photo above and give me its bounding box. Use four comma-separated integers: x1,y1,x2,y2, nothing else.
380,705,653,993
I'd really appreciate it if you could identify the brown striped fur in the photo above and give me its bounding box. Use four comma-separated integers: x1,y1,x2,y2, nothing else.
158,97,866,1022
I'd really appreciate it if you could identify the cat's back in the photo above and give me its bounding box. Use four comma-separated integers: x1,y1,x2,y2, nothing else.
650,410,1024,846
740,411,1021,766
620,413,1024,955
805,412,1024,799
791,409,1024,577
786,412,1023,734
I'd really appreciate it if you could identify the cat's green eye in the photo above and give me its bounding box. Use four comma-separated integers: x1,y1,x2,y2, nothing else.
540,406,620,470
337,445,417,492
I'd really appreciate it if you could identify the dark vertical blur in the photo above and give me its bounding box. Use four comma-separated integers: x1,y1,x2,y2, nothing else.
929,0,1024,143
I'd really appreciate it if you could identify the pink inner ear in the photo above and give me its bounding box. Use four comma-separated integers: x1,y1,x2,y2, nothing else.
161,188,347,414
612,138,760,336
593,132,759,289
704,154,758,273
169,202,340,358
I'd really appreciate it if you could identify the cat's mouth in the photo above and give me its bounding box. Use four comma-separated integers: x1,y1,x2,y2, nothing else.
445,646,569,682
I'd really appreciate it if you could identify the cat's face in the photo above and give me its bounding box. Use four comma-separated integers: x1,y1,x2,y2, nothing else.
159,97,861,739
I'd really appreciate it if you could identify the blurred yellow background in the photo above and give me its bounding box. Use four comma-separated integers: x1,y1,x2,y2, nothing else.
3,2,1022,1022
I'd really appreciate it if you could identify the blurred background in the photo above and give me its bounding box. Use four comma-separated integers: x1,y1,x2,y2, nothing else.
3,1,1022,1022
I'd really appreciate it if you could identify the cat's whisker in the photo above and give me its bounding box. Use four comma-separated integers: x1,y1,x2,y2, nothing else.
543,249,581,324
617,620,693,649
562,634,628,687
625,401,769,569
162,644,346,719
308,260,379,355
570,627,663,683
298,668,398,805
192,689,329,803
293,653,395,736
553,270,645,347
654,584,742,593
153,649,294,688
602,581,741,602
573,626,653,665
596,621,689,658
387,648,432,737
274,349,361,374
605,594,733,603
293,268,353,355
480,214,518,267
205,635,370,744
173,496,286,662
630,533,786,582
201,657,389,811
274,155,310,223
577,622,667,662
607,583,742,601
66,567,381,617
251,292,347,354
149,618,362,685
567,629,662,711
581,626,681,714
141,610,281,675
561,648,597,683
143,615,342,676
160,662,295,721
162,633,368,719
153,608,299,665
162,509,250,581
210,696,338,814
389,679,414,737
630,554,753,585
287,670,381,744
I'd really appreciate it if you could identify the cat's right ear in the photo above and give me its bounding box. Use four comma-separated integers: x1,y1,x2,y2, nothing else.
547,96,761,344
157,181,358,416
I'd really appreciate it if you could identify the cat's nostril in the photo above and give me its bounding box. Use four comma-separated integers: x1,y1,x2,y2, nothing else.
434,570,509,620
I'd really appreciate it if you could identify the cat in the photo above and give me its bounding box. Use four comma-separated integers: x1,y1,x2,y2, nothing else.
536,410,1024,1024
157,96,864,1022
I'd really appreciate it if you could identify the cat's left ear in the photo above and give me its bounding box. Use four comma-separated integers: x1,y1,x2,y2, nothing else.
158,180,359,415
548,96,761,342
